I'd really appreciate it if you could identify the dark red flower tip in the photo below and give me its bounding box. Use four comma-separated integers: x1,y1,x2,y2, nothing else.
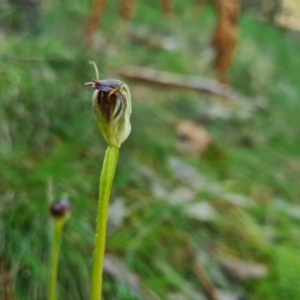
50,196,72,218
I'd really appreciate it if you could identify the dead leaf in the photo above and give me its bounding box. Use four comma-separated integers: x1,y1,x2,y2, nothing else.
176,121,212,156
104,254,141,294
185,202,218,221
168,156,206,190
219,256,268,280
108,198,128,229
273,198,300,220
168,187,196,204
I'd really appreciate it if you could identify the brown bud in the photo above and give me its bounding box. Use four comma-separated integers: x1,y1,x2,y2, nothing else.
50,197,72,219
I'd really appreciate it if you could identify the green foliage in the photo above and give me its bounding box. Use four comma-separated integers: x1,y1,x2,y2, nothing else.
1,1,300,299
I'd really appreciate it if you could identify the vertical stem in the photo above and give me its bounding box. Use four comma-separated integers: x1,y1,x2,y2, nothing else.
90,145,119,300
49,219,65,300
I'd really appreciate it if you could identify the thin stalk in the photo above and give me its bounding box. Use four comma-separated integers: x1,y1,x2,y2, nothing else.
49,218,65,300
90,145,119,300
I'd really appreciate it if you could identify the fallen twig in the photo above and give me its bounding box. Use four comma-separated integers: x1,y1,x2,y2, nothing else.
115,65,264,108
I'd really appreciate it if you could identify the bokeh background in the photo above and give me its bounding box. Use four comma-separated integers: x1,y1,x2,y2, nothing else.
1,0,300,299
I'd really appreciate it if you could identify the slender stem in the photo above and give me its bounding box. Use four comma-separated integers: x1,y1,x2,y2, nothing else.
49,218,65,300
91,145,119,300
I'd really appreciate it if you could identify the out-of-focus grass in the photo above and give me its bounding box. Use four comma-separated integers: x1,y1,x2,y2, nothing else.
1,1,300,299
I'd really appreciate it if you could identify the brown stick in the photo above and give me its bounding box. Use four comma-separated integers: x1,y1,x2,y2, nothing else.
192,262,220,300
0,259,17,300
211,0,240,83
193,0,207,16
119,0,136,20
84,0,107,48
115,65,261,107
160,0,173,16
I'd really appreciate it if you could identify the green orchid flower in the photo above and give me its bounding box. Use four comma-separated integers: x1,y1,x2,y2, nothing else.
85,79,132,147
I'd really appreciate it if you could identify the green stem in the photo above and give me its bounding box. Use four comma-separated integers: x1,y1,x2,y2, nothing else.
91,145,119,300
49,218,65,300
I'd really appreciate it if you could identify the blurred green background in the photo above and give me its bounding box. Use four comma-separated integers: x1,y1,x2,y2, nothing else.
1,0,300,299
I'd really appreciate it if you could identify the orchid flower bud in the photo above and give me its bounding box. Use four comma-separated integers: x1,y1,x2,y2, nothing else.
50,196,72,220
85,79,132,147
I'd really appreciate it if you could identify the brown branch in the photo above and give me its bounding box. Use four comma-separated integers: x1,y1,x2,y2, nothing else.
84,0,107,48
160,0,173,16
0,259,17,300
119,0,136,21
192,262,220,300
211,0,240,83
193,0,207,17
115,65,262,107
